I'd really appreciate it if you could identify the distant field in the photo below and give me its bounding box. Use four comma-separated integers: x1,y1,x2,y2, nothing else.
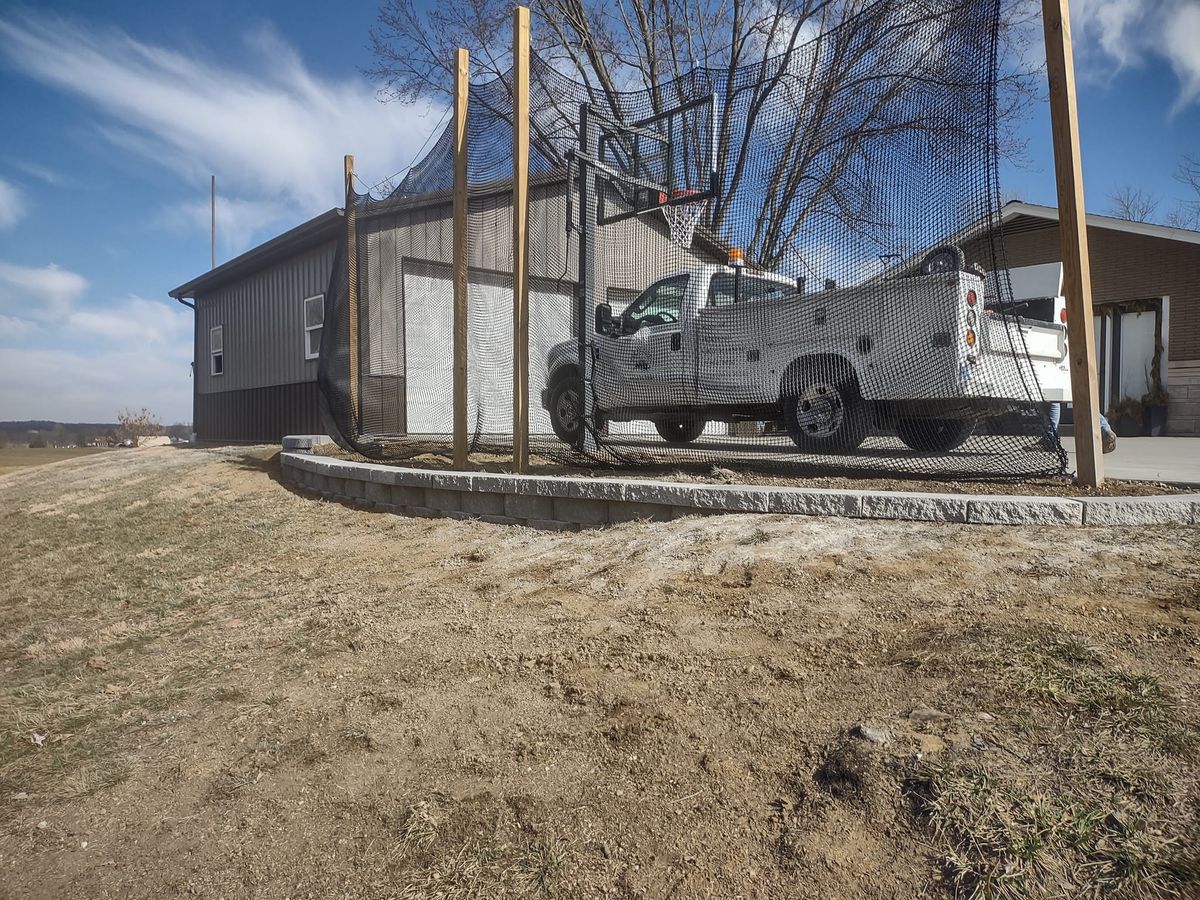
0,446,108,476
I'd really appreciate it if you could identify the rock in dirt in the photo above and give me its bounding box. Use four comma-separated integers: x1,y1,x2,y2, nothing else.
852,723,889,745
908,704,952,725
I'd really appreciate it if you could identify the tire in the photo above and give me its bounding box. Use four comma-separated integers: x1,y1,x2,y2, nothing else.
547,375,583,445
655,415,706,445
896,417,973,453
781,360,869,453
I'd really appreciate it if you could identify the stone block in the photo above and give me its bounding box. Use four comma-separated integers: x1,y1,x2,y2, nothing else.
460,491,507,517
1080,494,1200,526
364,481,390,505
565,478,627,501
966,496,1084,526
504,493,554,520
768,488,864,518
528,518,580,532
859,491,969,523
552,496,611,526
390,484,426,508
424,488,462,512
608,500,675,523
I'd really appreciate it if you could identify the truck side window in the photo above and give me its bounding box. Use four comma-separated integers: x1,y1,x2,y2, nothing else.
622,275,689,332
707,273,792,308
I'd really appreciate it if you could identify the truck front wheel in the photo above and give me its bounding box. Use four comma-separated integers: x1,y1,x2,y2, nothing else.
895,417,973,453
781,361,869,453
655,415,706,445
548,376,583,445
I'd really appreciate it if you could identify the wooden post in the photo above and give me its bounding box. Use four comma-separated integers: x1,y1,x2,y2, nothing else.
1042,0,1103,486
344,154,360,435
512,6,531,473
453,48,470,469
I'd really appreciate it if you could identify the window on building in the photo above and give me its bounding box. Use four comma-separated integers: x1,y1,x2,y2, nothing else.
304,294,324,360
210,325,224,376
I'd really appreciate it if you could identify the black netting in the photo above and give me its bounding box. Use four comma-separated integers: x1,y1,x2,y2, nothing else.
320,0,1069,479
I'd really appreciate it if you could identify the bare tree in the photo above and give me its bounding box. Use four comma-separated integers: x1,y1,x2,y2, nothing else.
116,408,163,448
1108,185,1159,223
366,0,1042,266
1164,154,1200,230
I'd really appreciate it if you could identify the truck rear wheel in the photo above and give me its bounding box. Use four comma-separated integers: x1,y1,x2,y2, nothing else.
655,415,706,445
896,417,973,453
781,361,869,453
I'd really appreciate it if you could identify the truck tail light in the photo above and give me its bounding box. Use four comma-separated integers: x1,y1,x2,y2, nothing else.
965,329,976,347
1060,308,1067,323
967,290,977,307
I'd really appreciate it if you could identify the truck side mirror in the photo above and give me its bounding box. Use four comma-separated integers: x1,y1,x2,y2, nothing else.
595,302,613,335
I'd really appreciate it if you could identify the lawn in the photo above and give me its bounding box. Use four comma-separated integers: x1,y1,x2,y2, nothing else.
0,446,108,477
0,446,1196,898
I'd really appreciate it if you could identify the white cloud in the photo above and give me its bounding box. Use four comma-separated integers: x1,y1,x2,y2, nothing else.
5,159,65,187
161,195,295,257
1161,2,1200,112
0,344,192,423
0,260,192,421
0,261,88,321
0,12,444,240
1070,0,1200,111
0,178,25,228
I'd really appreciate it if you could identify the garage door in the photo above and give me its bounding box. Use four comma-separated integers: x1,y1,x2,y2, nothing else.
402,261,573,436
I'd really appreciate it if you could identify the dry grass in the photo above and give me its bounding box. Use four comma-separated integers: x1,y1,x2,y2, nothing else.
0,446,108,476
0,446,1196,898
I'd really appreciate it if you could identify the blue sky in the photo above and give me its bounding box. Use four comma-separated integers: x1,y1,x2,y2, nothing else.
0,0,1197,424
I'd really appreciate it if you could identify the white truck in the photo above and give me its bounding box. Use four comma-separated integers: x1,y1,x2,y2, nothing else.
541,248,1072,453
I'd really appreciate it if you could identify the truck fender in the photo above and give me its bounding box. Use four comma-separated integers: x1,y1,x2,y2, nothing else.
779,354,860,399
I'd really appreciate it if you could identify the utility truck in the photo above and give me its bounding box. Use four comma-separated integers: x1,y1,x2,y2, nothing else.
541,248,1072,453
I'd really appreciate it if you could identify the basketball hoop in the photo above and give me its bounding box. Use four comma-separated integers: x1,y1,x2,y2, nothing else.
659,190,706,248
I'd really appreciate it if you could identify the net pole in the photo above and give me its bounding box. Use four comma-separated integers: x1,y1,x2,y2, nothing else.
452,48,470,469
344,154,360,436
511,6,531,473
1042,0,1103,486
577,104,597,455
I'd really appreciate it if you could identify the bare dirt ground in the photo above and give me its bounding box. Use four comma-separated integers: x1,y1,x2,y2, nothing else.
1,447,1198,899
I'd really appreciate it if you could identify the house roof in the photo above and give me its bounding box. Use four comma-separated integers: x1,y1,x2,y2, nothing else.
169,207,345,299
997,201,1200,246
875,199,1200,282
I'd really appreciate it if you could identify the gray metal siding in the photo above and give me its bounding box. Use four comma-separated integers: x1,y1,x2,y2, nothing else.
195,240,336,394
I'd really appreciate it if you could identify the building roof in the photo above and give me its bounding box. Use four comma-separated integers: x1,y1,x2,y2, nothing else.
170,172,730,300
998,201,1200,246
169,207,344,299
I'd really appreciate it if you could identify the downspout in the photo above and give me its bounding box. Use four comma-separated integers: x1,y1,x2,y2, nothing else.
175,296,197,441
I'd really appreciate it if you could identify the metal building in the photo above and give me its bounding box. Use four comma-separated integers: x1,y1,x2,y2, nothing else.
170,178,722,443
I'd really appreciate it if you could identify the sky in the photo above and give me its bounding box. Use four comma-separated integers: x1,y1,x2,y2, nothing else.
0,0,1197,425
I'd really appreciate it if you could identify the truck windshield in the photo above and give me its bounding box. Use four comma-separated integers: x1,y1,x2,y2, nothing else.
707,273,793,307
622,275,690,332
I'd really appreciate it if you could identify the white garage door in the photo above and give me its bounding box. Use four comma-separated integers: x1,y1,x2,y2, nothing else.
402,263,573,436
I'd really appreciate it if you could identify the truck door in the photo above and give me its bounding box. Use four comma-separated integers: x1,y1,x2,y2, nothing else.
593,274,691,411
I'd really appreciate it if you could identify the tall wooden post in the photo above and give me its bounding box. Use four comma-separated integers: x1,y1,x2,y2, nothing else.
453,49,470,469
511,6,532,473
1042,0,1103,486
344,154,360,435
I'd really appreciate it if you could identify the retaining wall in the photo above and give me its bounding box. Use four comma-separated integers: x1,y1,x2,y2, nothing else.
279,446,1200,529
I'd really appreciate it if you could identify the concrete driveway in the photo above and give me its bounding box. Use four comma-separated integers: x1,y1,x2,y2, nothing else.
1062,436,1200,485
